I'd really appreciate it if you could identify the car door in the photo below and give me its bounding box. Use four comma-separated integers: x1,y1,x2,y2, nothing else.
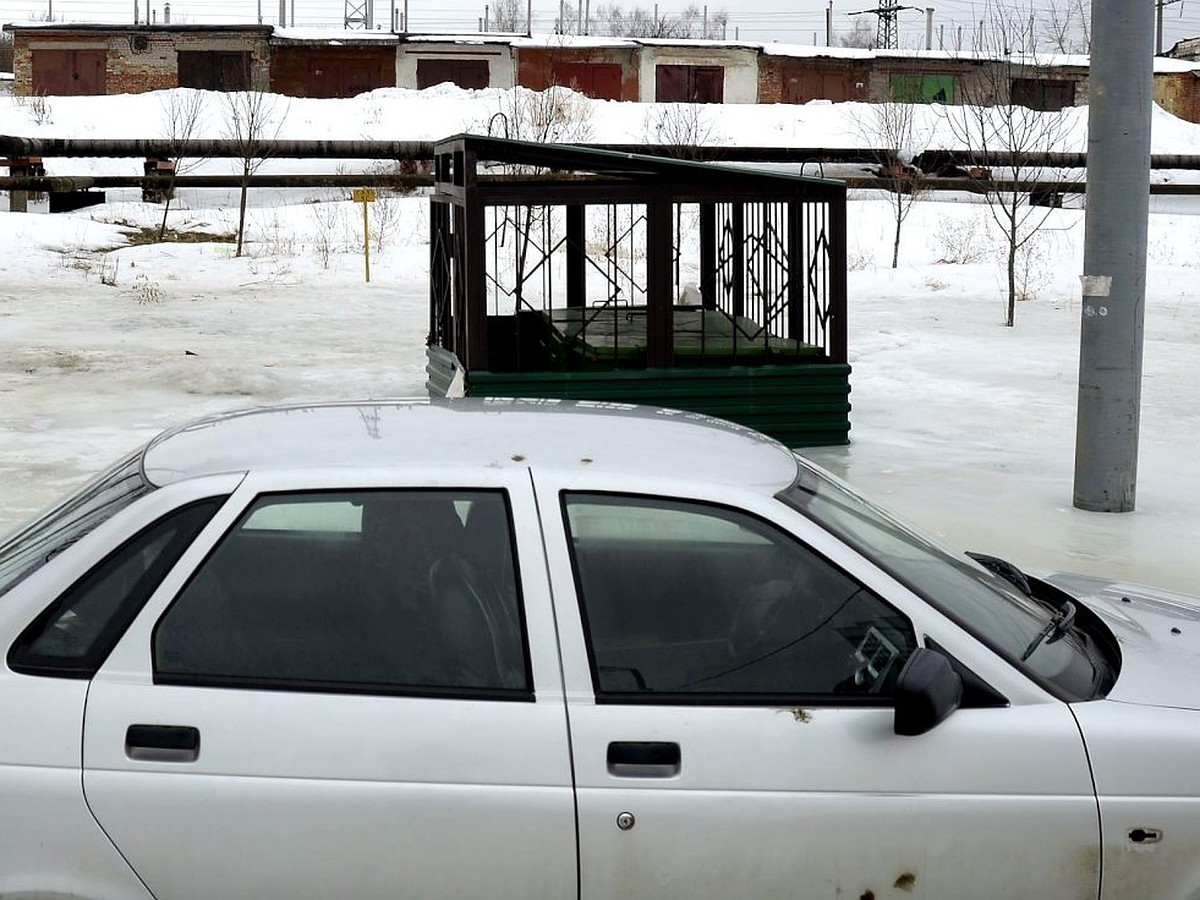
534,475,1101,900
82,469,575,900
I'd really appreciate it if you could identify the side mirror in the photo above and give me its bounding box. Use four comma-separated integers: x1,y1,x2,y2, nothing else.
894,648,963,736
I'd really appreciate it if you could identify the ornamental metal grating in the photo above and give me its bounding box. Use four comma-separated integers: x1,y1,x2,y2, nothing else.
426,134,851,446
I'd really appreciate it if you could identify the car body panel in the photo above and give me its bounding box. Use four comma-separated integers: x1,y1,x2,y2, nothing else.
139,399,799,492
531,469,1100,900
1070,700,1200,900
0,676,154,900
81,467,577,900
0,477,243,900
1048,573,1200,710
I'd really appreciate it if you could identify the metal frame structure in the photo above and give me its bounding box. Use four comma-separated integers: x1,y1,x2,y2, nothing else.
427,135,850,446
429,135,846,369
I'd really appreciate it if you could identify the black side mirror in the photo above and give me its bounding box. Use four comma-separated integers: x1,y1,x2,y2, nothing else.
894,647,963,736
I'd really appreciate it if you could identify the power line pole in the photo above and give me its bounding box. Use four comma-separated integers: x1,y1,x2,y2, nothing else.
1156,0,1183,55
1074,0,1154,512
846,1,917,49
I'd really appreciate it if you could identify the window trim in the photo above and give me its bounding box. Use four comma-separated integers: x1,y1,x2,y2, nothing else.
154,670,534,703
561,490,917,708
150,487,536,702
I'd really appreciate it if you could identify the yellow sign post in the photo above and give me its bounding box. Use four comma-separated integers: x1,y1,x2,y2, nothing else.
351,188,377,282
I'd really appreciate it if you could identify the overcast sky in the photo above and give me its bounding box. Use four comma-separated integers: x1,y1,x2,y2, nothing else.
3,0,1198,52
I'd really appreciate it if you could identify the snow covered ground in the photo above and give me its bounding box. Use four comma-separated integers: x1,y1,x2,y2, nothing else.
3,85,1200,594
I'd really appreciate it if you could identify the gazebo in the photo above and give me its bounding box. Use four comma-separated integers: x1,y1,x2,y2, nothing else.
425,134,850,446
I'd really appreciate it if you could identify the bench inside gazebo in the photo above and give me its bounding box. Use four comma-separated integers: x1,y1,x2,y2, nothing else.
425,135,850,447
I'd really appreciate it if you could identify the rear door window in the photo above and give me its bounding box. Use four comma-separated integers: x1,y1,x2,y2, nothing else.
153,489,530,697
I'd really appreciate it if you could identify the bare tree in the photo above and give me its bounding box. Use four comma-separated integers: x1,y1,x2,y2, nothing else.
1041,0,1090,54
641,103,720,159
678,4,727,39
839,17,874,48
490,0,528,32
943,7,1075,325
489,84,593,146
590,3,727,38
156,90,208,241
222,87,288,257
856,102,930,268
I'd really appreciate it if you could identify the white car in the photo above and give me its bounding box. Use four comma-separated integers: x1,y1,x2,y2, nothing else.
0,398,1194,900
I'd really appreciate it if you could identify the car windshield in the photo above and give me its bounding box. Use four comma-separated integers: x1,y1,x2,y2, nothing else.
0,450,152,601
780,459,1100,698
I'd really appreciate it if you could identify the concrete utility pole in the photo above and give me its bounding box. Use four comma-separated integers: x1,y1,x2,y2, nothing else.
1074,0,1154,512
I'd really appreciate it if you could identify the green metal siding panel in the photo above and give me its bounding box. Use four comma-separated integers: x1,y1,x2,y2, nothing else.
426,345,460,397
426,355,851,448
890,73,955,104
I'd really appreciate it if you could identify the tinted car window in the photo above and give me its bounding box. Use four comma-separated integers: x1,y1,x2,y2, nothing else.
9,498,225,677
780,459,1109,700
564,494,916,701
154,490,530,697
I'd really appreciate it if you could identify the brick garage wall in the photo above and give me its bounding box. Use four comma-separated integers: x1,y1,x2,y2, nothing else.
107,30,270,95
757,54,784,103
11,35,31,95
171,32,271,91
516,46,638,100
757,54,870,104
1156,71,1200,124
9,27,269,95
105,33,177,94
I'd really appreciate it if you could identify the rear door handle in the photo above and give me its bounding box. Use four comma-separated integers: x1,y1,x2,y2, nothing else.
125,724,200,762
607,741,681,778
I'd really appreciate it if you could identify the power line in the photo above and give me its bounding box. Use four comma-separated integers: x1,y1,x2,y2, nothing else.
846,1,923,49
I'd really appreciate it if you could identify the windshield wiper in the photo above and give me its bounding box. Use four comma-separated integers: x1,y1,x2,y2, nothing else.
1020,600,1077,661
967,551,1033,598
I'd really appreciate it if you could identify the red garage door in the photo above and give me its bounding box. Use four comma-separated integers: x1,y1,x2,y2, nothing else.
551,62,623,100
783,70,854,103
32,48,107,95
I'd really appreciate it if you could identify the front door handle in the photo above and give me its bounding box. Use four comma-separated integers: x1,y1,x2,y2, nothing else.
126,724,200,762
607,741,680,777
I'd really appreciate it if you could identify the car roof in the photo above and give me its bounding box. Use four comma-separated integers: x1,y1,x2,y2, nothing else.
140,398,801,491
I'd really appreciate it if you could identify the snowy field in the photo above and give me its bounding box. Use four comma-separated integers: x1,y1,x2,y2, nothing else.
3,86,1200,594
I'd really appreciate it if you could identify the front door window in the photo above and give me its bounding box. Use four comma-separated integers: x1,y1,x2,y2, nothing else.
563,493,916,701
